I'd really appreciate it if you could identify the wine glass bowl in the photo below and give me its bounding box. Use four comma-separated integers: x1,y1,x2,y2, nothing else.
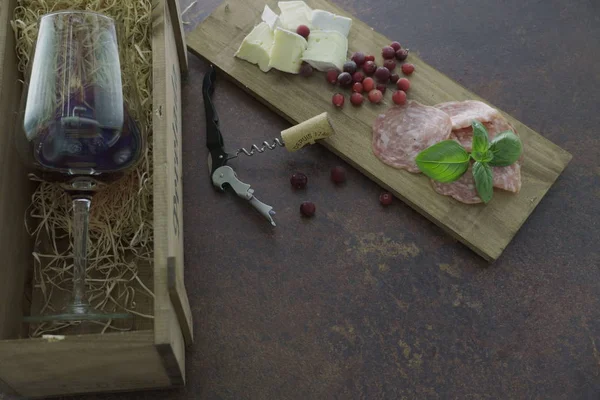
18,11,145,322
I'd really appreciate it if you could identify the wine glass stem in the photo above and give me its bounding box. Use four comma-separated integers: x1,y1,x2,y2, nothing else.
71,196,92,314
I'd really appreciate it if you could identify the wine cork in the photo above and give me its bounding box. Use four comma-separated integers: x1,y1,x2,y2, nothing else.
280,112,335,152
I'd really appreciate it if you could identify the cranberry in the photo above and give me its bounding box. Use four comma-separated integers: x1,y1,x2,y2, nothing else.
290,172,308,189
376,83,387,94
390,73,400,84
362,77,375,92
351,52,366,66
300,201,316,217
365,54,375,62
343,61,357,74
352,71,365,83
350,92,364,106
337,72,353,87
332,93,344,107
396,48,409,61
368,89,383,104
384,59,396,71
352,82,363,93
382,46,396,59
326,68,339,84
379,192,393,205
330,166,347,183
392,90,407,105
374,66,390,83
397,77,410,91
299,63,313,77
390,41,402,51
401,63,415,75
296,25,310,38
363,60,377,75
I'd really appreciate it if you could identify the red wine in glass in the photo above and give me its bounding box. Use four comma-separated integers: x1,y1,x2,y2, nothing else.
29,85,144,188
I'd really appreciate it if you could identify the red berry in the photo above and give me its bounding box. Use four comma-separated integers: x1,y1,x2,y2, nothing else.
300,201,316,217
350,92,364,106
299,62,313,77
343,61,357,74
396,77,410,91
368,89,383,104
379,192,393,205
390,73,400,84
374,66,390,83
338,72,353,87
362,77,375,92
332,93,344,107
352,82,363,93
330,166,347,183
396,48,409,61
401,63,415,75
351,52,366,66
352,71,364,82
296,25,310,38
365,54,375,62
363,60,377,75
392,90,407,105
326,69,339,84
383,59,396,71
290,172,308,189
376,83,387,94
390,41,402,51
382,46,395,59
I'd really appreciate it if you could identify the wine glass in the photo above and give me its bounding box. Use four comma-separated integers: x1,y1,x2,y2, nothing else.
17,11,145,322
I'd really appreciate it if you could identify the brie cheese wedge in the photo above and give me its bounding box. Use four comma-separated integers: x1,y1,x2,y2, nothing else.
268,27,308,73
310,9,352,37
278,1,312,30
261,5,281,31
301,30,348,71
234,22,274,72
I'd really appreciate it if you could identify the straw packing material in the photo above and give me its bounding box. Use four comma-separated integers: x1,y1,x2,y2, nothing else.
11,0,155,336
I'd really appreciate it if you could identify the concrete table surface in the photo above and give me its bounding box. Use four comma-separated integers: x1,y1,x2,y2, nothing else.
69,0,600,399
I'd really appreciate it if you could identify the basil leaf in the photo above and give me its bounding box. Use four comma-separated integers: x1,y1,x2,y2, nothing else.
473,161,493,203
488,131,523,167
471,120,490,154
471,149,494,163
416,140,470,183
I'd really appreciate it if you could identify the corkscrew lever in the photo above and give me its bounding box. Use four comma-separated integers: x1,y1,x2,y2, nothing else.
203,65,276,227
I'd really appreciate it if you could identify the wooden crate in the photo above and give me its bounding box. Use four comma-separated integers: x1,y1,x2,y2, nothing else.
0,0,193,397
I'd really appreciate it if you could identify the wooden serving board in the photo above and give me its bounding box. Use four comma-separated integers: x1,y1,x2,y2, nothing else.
186,0,572,261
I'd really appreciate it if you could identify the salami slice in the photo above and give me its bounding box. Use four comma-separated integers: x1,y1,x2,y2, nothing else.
431,166,482,204
372,101,453,173
435,100,501,130
432,162,522,205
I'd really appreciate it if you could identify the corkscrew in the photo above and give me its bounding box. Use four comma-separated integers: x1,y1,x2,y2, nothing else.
228,138,285,160
202,65,336,227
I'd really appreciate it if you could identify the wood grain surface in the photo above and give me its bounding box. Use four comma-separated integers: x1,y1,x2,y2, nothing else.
186,0,571,261
0,331,170,398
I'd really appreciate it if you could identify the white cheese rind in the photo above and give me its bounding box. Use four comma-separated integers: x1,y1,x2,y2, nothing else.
268,27,308,74
310,9,352,37
278,1,312,30
301,29,348,71
261,5,281,31
234,22,274,72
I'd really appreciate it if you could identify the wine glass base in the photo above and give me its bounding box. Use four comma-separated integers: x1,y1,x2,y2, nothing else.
23,304,130,323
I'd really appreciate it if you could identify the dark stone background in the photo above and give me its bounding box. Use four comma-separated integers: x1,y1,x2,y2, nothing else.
66,0,600,399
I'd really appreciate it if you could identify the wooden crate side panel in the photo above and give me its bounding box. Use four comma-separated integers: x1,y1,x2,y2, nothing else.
166,0,189,77
0,331,170,398
0,0,33,340
152,0,189,385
